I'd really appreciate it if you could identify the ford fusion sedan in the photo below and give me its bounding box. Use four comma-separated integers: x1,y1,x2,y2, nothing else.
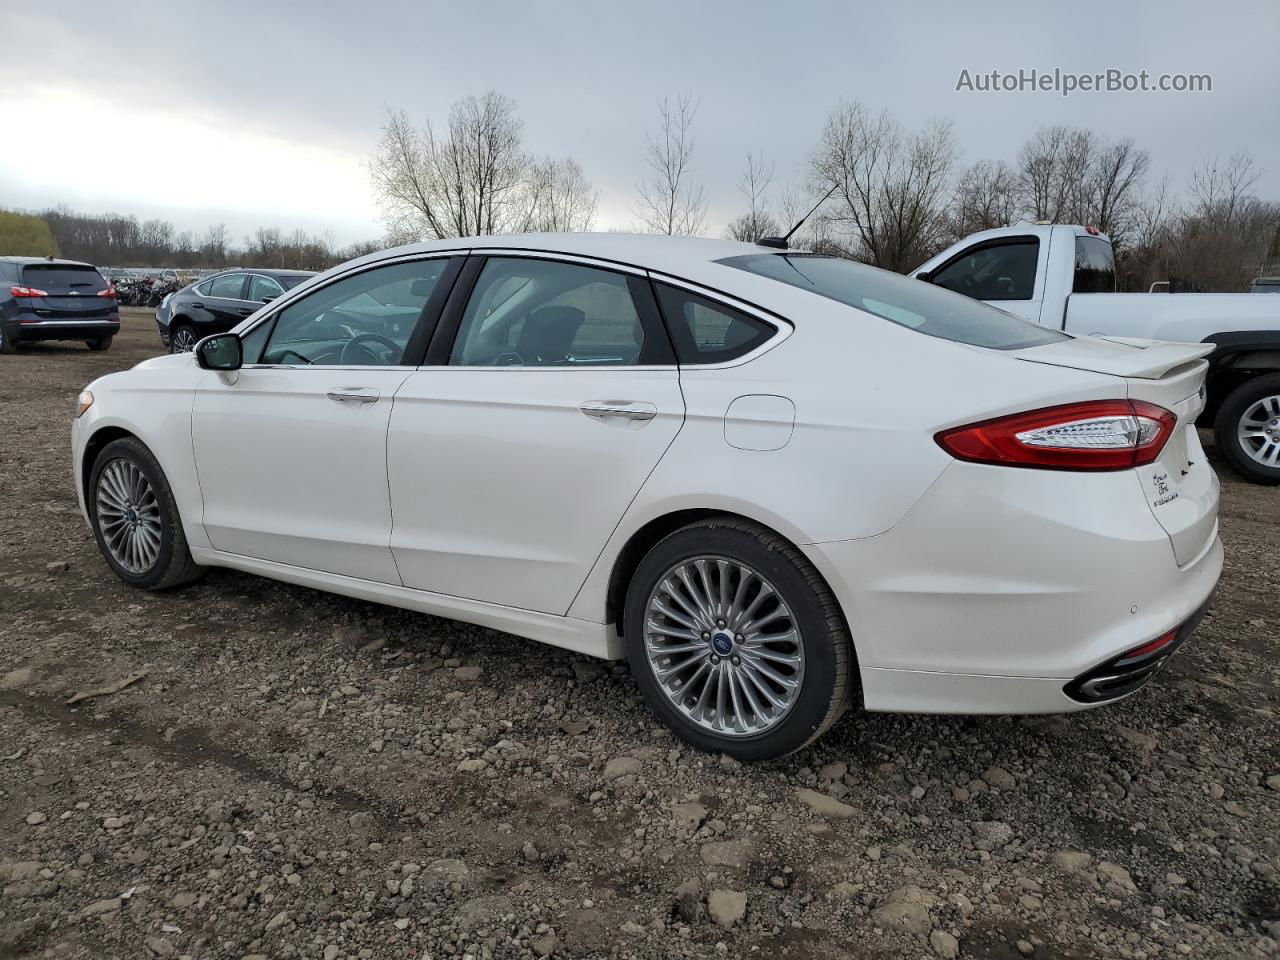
156,268,313,353
71,234,1222,759
1,257,119,354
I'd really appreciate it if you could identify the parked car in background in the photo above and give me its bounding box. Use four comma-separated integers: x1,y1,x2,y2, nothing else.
914,224,1280,484
72,234,1220,759
0,257,118,354
156,268,313,352
1250,277,1280,293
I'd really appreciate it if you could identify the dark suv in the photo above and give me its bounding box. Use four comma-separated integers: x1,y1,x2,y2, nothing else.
156,269,313,352
0,257,120,354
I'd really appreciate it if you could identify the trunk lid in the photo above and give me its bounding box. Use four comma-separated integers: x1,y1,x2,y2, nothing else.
20,264,116,320
1012,335,1218,566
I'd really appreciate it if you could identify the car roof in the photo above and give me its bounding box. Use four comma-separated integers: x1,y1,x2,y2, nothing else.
0,256,97,267
373,233,776,287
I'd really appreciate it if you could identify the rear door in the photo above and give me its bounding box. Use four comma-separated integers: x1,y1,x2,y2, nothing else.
20,264,115,322
387,253,685,614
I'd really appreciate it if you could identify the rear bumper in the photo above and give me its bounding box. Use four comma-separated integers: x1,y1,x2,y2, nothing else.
8,317,120,342
802,460,1223,715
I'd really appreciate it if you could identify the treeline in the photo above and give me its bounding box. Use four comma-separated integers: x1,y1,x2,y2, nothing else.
8,206,381,271
374,92,1280,292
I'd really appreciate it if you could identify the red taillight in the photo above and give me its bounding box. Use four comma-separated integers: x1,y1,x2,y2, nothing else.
936,400,1177,471
10,285,49,298
96,285,117,299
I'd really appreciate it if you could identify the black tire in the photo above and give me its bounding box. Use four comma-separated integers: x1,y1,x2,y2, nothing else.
87,437,205,590
169,322,197,354
1213,373,1280,485
623,517,855,761
0,325,17,355
86,336,113,352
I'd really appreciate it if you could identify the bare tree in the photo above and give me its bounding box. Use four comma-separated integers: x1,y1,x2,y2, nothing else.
635,94,709,236
201,223,230,266
1086,138,1150,245
370,93,529,240
1017,125,1095,223
1189,153,1261,222
949,159,1018,240
518,156,598,232
810,102,955,270
726,151,781,242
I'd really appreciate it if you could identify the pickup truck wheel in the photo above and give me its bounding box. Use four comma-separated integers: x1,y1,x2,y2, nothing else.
1214,373,1280,484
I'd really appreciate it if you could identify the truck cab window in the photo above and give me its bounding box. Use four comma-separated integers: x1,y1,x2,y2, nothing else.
1073,236,1117,293
930,239,1039,301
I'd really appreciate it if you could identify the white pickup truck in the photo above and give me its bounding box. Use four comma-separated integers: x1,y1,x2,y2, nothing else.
915,224,1280,483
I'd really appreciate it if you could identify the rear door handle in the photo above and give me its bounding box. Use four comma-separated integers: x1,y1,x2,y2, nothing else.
327,387,380,404
579,400,658,422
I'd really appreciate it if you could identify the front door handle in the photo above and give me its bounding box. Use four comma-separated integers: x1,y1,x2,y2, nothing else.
237,307,254,316
579,400,658,422
327,387,380,404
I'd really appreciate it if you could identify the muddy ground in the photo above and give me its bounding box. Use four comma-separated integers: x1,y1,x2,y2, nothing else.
1,308,1277,960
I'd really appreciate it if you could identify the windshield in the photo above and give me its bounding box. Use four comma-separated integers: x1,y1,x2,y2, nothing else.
718,253,1069,351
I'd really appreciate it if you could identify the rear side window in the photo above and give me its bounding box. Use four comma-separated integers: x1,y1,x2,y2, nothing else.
719,253,1069,351
247,275,284,302
654,283,774,363
207,274,247,299
451,258,649,367
22,264,106,291
930,239,1039,301
1073,237,1116,293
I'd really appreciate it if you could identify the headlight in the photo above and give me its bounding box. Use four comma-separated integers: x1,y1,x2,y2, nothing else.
76,390,94,418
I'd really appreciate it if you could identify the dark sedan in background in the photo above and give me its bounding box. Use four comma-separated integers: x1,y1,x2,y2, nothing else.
0,257,119,354
156,268,313,352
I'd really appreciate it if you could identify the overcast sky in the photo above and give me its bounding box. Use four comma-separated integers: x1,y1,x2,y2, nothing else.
2,0,1276,246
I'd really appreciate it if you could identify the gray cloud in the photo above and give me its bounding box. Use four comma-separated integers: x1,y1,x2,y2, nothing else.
1,0,1276,243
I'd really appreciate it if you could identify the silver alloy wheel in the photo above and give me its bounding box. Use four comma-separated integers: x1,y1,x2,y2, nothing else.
1237,393,1280,467
95,459,163,574
643,556,805,737
171,327,197,353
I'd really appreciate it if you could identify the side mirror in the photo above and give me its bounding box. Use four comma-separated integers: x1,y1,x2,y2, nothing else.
915,271,933,283
262,295,277,304
195,333,243,370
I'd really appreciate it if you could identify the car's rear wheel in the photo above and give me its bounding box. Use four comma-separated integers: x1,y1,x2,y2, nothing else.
623,517,853,760
169,323,197,354
88,437,204,590
0,326,17,354
86,336,113,352
1214,374,1280,484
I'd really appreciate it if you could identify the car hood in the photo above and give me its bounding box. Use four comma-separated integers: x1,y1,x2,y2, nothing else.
1007,335,1213,380
132,352,196,372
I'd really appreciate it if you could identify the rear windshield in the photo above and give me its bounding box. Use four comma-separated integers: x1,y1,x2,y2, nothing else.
1073,237,1116,293
280,274,311,290
717,254,1069,351
22,264,107,291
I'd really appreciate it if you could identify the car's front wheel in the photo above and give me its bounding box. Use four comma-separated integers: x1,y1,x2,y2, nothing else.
1214,373,1280,484
88,437,204,590
169,323,197,354
623,517,854,761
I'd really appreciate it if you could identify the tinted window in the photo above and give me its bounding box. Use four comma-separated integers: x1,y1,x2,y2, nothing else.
1073,237,1116,293
931,239,1038,300
719,254,1069,351
655,284,773,363
194,279,212,296
279,274,311,290
247,274,284,303
451,258,645,367
261,259,446,366
207,274,246,299
21,264,106,291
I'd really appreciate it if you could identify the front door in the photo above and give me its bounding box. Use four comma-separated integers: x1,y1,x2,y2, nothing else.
388,254,685,614
191,256,456,583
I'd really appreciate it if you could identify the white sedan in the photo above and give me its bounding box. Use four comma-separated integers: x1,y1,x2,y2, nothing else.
71,234,1223,760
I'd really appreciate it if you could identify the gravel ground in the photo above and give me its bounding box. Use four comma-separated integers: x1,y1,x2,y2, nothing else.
1,309,1277,960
